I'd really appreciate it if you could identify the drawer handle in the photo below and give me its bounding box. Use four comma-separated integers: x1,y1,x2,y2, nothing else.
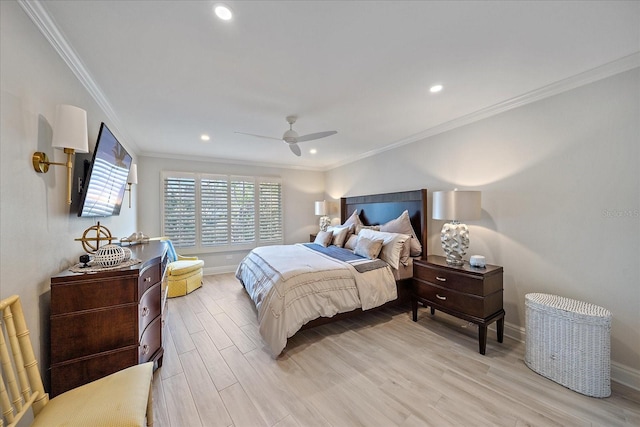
141,306,150,317
436,294,447,300
142,344,150,355
144,277,152,282
436,276,446,282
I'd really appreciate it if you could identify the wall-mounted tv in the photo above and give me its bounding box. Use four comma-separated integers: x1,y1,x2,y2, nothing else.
77,122,132,217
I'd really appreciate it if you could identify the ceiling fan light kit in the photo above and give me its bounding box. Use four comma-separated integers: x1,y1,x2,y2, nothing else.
235,115,337,157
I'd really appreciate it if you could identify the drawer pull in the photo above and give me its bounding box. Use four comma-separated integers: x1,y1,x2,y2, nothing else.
436,276,446,282
142,344,150,355
144,277,152,282
436,294,447,300
141,306,150,317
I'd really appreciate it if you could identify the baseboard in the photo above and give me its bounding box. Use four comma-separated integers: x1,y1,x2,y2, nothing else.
203,265,237,275
489,321,640,391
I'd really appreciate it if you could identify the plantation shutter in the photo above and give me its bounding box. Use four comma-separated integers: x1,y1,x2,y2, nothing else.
259,180,282,242
230,177,255,244
163,175,196,248
201,176,229,246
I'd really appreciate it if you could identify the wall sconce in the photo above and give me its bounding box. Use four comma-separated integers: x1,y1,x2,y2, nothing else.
315,200,330,231
32,104,89,205
125,163,137,208
432,189,482,266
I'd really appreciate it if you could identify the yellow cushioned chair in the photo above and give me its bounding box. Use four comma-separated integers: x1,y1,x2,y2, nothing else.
166,256,204,298
0,295,154,427
154,237,204,298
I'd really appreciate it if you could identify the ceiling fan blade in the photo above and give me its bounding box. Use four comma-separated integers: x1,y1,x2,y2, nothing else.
289,143,301,156
295,130,337,143
234,131,282,141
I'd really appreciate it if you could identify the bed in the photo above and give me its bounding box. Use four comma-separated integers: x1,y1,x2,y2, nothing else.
236,189,428,357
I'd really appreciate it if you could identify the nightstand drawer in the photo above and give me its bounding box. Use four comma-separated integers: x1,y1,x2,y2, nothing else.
414,263,484,295
414,279,503,319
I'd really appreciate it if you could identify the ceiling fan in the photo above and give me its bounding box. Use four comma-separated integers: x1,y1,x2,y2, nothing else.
235,116,337,156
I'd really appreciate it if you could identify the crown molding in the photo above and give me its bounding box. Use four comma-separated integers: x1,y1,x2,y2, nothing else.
140,151,327,172
17,0,139,154
327,52,640,171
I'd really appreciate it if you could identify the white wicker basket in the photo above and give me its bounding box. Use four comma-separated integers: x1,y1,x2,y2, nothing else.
524,293,611,397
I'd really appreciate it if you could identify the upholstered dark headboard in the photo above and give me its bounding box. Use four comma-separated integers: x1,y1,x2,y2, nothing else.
340,189,428,259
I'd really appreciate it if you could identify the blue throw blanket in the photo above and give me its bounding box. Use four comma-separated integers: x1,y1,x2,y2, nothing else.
303,243,388,273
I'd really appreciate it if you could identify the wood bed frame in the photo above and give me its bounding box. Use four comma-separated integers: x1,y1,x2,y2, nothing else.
301,188,428,330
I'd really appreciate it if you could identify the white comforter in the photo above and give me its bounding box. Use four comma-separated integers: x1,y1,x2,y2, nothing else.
235,244,397,357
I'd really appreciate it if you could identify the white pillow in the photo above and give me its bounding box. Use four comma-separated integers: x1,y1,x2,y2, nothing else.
327,225,351,247
357,229,409,269
380,210,422,257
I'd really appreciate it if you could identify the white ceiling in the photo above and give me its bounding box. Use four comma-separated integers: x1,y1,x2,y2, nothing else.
28,0,640,170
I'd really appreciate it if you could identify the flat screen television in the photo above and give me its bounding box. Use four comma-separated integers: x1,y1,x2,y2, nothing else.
77,122,132,217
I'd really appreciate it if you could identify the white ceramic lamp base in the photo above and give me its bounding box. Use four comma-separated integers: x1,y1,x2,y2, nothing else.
440,221,469,266
319,216,331,232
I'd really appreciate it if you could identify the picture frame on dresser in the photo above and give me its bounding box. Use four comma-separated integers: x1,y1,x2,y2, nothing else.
411,255,505,355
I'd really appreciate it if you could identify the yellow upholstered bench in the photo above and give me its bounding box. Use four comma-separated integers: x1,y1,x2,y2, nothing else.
166,256,204,298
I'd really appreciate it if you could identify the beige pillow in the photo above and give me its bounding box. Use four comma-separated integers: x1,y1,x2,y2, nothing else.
313,230,333,247
380,210,422,257
342,210,362,228
354,237,384,260
344,234,358,251
327,225,350,247
358,229,410,269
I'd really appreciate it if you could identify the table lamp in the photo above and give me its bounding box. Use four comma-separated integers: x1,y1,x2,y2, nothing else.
432,190,481,266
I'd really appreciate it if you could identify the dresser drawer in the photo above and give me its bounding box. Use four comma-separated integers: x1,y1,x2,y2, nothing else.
139,263,160,295
139,282,161,336
51,276,136,314
414,279,503,319
139,315,162,363
414,262,493,296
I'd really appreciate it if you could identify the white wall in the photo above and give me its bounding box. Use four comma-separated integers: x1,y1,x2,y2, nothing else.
0,0,137,399
137,156,325,272
326,68,640,387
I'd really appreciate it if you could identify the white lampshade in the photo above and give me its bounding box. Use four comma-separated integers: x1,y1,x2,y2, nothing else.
51,104,89,153
432,190,481,221
314,200,327,216
127,163,138,185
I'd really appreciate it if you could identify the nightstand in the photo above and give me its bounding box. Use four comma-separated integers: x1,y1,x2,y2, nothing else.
412,255,504,355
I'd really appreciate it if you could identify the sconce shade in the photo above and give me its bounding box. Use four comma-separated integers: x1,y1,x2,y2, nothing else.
314,200,327,216
127,163,138,185
51,104,89,153
432,190,481,221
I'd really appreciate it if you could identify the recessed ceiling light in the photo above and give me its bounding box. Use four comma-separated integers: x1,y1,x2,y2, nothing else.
430,84,443,93
201,134,210,141
214,4,233,21
310,149,317,155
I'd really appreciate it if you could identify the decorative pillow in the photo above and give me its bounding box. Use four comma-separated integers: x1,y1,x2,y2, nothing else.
313,230,333,247
380,210,422,257
358,229,410,269
354,237,384,260
355,224,380,235
344,234,358,251
327,225,350,248
342,210,363,228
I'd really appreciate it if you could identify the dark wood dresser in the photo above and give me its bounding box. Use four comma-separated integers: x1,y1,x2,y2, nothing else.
50,241,167,396
411,255,504,354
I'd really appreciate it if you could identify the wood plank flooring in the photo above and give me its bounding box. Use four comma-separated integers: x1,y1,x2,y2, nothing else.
152,273,640,426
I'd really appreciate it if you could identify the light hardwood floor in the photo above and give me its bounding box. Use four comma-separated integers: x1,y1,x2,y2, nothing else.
152,273,640,427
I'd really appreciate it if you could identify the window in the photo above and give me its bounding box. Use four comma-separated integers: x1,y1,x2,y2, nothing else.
162,172,283,251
